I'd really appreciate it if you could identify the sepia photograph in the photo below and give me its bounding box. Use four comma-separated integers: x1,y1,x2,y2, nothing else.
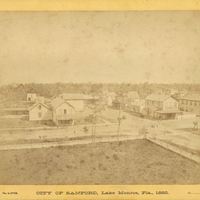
0,11,200,185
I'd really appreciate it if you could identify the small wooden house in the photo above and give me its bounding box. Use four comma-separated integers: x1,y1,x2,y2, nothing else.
27,93,37,102
29,102,52,121
51,97,76,125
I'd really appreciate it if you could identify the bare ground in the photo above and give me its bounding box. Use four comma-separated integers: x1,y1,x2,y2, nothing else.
0,139,200,184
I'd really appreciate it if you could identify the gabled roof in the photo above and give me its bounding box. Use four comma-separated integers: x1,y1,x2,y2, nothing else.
146,94,171,102
180,93,200,101
51,97,74,110
29,102,50,111
59,93,95,100
127,91,139,99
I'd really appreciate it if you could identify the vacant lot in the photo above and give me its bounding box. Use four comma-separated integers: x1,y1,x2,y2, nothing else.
0,118,52,129
0,139,200,184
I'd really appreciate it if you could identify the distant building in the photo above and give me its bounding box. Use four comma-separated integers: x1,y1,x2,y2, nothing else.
125,91,139,105
145,94,180,119
178,93,200,115
27,93,37,102
124,91,140,109
131,99,146,115
29,102,52,121
155,88,178,96
58,93,97,111
101,91,116,106
36,96,45,104
126,91,139,100
169,88,178,96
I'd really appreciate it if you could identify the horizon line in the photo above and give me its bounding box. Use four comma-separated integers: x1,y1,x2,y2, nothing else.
1,82,200,86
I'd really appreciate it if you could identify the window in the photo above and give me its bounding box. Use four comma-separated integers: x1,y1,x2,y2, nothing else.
64,109,67,114
38,112,42,118
38,105,42,110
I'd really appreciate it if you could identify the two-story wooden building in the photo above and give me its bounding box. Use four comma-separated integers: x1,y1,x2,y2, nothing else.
145,94,180,120
178,93,200,115
58,93,97,111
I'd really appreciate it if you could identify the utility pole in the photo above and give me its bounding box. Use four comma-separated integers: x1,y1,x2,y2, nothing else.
117,102,122,142
72,119,76,137
92,113,96,143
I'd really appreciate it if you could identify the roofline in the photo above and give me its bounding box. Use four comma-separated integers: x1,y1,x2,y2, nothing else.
146,96,171,102
63,98,94,100
179,97,200,101
29,102,50,111
53,101,75,110
59,93,97,100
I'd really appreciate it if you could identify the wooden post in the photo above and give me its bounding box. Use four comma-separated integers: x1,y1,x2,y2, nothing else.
92,114,96,144
117,102,122,142
72,120,76,137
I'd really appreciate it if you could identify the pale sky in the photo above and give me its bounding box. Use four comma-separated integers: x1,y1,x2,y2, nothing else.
0,11,200,84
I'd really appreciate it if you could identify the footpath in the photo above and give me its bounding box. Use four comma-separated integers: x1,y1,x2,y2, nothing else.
147,125,200,164
0,134,143,151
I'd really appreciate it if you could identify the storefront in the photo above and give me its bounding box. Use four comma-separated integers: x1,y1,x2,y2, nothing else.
155,110,182,120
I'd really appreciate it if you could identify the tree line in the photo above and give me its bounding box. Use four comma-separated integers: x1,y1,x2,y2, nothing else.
0,82,200,101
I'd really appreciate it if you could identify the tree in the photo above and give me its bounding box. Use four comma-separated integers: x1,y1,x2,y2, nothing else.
116,99,126,142
89,100,106,143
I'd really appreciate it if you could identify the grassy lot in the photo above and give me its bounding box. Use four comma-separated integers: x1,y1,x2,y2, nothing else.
0,118,53,129
158,138,200,157
0,139,200,184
